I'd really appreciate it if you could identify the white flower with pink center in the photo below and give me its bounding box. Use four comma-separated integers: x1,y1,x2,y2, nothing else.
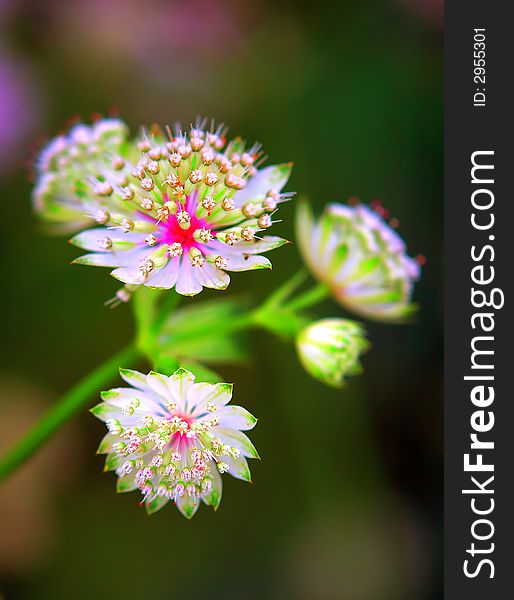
92,367,258,518
67,120,293,298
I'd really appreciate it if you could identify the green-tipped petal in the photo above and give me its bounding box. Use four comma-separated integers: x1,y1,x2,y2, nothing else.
91,352,258,518
176,492,200,519
296,201,421,322
145,494,169,515
119,368,148,390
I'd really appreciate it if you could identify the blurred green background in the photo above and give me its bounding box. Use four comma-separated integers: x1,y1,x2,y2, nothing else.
0,0,442,598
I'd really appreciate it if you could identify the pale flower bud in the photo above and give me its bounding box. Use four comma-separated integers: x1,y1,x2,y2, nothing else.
296,319,369,388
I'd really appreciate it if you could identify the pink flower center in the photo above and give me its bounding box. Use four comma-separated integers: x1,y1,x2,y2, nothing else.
157,212,208,249
167,412,195,449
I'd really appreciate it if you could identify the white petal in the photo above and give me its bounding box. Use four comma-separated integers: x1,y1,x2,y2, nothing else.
223,454,252,482
119,368,148,390
204,236,287,258
166,368,196,412
175,260,203,296
70,228,144,251
188,382,233,416
326,203,355,221
146,259,179,289
214,428,260,459
202,464,223,509
232,163,292,206
103,453,125,472
96,432,119,454
91,401,157,428
193,262,230,290
235,236,289,255
100,388,166,415
110,265,147,284
146,372,176,404
216,405,257,431
223,254,271,272
145,494,169,515
176,490,200,519
74,246,146,268
116,472,139,493
73,253,122,267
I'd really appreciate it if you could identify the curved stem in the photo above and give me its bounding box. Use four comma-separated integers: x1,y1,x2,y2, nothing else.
152,292,181,335
0,344,140,482
284,282,330,312
261,268,308,310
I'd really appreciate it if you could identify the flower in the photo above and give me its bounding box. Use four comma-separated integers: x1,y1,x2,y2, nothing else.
32,118,129,232
296,201,421,321
296,319,368,388
49,119,293,297
91,367,258,518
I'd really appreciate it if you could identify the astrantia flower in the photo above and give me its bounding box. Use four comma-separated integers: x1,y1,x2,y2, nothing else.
297,201,421,321
32,118,129,232
296,318,368,388
92,367,258,518
66,119,293,297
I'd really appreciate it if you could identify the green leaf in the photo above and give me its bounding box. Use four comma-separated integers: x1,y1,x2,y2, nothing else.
163,335,248,365
156,297,250,365
161,297,249,338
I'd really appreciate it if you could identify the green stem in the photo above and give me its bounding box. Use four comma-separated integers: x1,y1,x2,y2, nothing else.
0,344,140,482
133,288,160,359
284,282,330,312
152,292,181,336
0,276,328,483
261,268,308,310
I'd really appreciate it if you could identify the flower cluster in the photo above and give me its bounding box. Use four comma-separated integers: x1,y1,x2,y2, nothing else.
92,367,258,518
26,114,424,522
297,200,421,321
296,319,369,388
33,119,129,232
33,118,293,298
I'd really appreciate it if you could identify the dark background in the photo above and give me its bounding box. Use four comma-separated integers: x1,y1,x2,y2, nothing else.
0,0,442,598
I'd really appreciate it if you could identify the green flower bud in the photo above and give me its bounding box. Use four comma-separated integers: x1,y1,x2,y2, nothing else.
296,318,369,388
